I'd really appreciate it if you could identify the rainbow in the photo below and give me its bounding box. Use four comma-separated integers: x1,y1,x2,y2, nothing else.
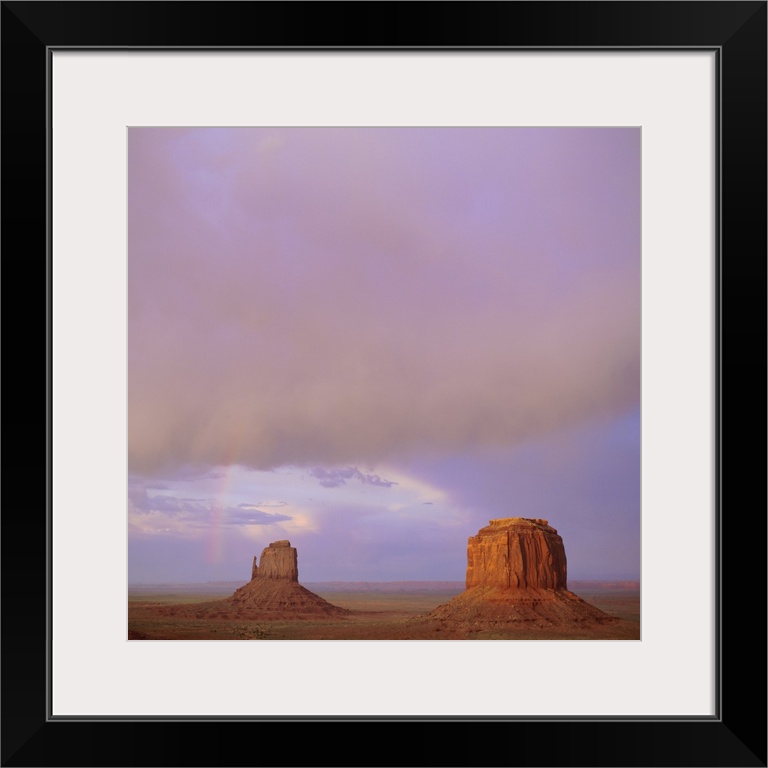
205,442,245,563
205,407,258,563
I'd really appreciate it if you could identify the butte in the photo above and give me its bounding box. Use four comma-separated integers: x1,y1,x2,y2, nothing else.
221,540,350,619
156,540,349,621
428,518,618,629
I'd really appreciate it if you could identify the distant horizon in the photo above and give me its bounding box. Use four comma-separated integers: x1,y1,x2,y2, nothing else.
128,574,642,587
128,127,641,586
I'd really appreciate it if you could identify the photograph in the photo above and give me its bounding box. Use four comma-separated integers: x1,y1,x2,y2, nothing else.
2,0,763,763
127,126,641,641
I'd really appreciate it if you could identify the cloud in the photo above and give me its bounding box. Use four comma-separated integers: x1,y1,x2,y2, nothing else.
128,127,640,476
168,467,227,481
129,484,292,536
237,501,287,509
310,467,397,489
223,507,291,527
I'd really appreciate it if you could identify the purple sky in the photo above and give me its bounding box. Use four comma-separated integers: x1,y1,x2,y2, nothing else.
128,127,640,583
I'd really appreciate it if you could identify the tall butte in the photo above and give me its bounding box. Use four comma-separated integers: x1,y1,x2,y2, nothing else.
224,540,349,618
429,518,614,627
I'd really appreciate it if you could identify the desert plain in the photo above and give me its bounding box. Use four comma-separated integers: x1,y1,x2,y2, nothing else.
128,579,639,641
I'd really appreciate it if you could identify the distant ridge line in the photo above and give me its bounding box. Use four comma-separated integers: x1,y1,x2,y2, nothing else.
128,579,640,592
305,581,465,593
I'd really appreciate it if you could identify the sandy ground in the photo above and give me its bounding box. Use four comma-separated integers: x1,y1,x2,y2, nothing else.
128,584,640,641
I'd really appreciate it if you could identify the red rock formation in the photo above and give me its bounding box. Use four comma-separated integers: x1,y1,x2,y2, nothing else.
153,541,350,621
251,540,298,582
224,540,348,618
466,518,567,590
429,518,615,629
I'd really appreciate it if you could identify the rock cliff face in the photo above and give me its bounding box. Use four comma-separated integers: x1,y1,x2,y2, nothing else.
466,518,567,590
428,518,614,629
251,540,298,582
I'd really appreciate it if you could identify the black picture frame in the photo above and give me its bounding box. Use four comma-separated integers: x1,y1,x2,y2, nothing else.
2,2,765,766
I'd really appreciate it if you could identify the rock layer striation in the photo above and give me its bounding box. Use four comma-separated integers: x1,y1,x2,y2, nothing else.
428,518,615,629
251,540,298,582
466,518,567,590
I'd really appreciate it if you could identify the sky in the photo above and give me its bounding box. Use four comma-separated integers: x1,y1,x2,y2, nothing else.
128,127,641,584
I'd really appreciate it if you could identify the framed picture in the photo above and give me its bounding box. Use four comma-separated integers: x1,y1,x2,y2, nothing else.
4,2,764,765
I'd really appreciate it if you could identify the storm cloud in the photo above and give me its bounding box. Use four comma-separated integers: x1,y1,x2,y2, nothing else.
128,127,640,477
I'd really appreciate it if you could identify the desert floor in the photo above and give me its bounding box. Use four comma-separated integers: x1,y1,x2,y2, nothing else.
128,581,640,640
